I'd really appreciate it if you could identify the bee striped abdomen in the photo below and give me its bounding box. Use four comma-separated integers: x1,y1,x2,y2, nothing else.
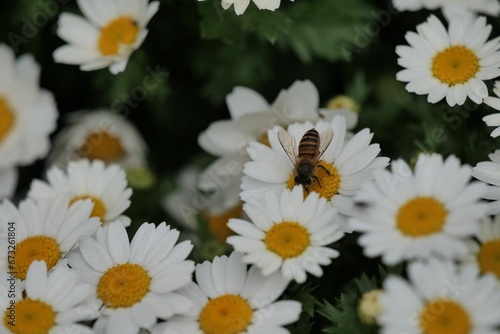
298,129,320,158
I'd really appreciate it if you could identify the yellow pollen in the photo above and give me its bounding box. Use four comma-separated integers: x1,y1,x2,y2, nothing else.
264,222,310,259
78,130,126,162
286,160,340,200
397,197,447,237
432,45,479,86
477,239,500,278
14,236,61,280
98,16,138,56
257,132,270,147
202,204,242,243
419,299,471,334
199,294,253,334
4,298,56,334
0,96,16,145
69,195,107,222
97,263,150,309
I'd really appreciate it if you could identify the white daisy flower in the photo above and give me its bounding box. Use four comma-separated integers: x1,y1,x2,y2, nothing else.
483,81,500,137
0,44,58,170
393,0,500,21
0,167,17,199
240,115,390,231
47,110,148,170
217,0,284,15
465,215,500,281
396,14,500,106
351,153,487,265
472,150,500,214
0,196,100,280
197,80,321,216
68,221,195,334
28,159,133,226
378,258,500,334
53,0,160,74
0,260,98,334
151,251,301,334
228,186,344,283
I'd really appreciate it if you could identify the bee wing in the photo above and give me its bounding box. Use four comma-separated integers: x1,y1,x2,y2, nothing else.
313,128,333,164
278,128,297,165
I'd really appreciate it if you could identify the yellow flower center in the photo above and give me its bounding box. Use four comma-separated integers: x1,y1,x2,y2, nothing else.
78,130,126,162
419,299,471,334
98,16,138,56
97,263,151,309
264,222,310,259
4,298,56,334
432,46,479,86
0,96,16,145
69,195,107,222
199,294,253,334
203,204,242,243
477,239,500,278
14,236,61,280
286,160,340,200
396,197,447,237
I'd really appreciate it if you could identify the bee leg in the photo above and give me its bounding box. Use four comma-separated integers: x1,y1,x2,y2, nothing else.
317,164,331,175
313,175,322,188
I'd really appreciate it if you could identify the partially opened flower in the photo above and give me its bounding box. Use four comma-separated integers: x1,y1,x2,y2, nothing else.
351,154,487,265
0,260,98,334
0,44,58,192
152,251,301,334
47,110,148,170
396,14,500,106
228,186,344,283
53,0,160,74
378,258,500,334
29,159,133,226
68,221,195,333
0,196,99,280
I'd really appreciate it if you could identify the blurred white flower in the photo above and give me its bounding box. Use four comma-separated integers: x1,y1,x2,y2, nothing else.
47,110,148,171
0,44,58,198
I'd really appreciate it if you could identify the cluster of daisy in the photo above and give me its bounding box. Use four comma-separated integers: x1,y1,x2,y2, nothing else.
4,0,500,333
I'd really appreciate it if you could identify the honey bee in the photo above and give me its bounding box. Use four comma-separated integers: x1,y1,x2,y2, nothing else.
278,127,333,188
